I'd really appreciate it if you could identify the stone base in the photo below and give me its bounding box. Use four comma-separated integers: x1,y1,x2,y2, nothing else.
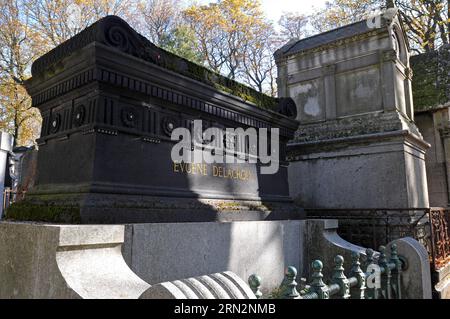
287,130,430,208
122,220,305,295
0,221,149,298
6,192,304,224
0,219,432,298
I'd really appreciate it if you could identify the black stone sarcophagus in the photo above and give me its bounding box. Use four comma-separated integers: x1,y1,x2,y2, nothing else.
9,16,301,223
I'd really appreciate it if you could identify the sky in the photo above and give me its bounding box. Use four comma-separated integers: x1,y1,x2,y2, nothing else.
259,0,329,23
183,0,330,24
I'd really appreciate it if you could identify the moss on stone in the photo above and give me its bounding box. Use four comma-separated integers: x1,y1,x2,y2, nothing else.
5,201,81,224
156,46,278,111
411,50,449,112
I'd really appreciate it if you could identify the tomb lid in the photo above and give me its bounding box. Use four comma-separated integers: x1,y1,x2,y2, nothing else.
29,15,280,112
274,8,400,60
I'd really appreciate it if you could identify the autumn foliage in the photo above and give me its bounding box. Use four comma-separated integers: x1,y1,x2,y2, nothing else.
0,0,448,146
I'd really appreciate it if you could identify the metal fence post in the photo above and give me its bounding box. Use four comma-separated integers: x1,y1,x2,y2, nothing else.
389,243,402,299
365,248,379,299
378,246,392,299
282,266,300,299
331,255,350,299
310,260,329,299
349,251,366,299
248,274,262,299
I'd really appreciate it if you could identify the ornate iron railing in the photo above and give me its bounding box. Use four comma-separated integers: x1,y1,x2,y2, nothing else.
429,208,450,270
249,245,404,299
305,208,450,272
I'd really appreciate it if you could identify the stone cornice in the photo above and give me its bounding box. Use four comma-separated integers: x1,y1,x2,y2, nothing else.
30,15,283,113
287,129,430,161
28,42,299,139
275,29,386,64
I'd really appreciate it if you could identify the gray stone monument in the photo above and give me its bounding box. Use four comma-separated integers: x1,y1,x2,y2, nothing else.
275,8,430,209
387,237,433,299
0,132,13,219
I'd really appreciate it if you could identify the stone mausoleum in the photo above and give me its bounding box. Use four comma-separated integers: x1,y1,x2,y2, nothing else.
0,8,447,299
275,8,429,209
10,15,300,224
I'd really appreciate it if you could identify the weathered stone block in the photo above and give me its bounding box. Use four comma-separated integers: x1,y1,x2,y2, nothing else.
276,9,430,209
0,221,150,298
122,220,304,295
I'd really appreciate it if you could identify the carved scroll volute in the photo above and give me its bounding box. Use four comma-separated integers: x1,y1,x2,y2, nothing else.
98,16,141,57
98,15,164,66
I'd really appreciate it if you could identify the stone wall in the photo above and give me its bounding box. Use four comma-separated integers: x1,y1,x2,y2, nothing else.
412,45,450,207
122,220,304,295
414,110,450,207
411,45,450,112
0,219,433,298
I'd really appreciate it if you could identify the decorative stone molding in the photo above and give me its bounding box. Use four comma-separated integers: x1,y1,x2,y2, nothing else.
0,222,150,298
139,271,256,299
322,64,337,76
382,49,398,62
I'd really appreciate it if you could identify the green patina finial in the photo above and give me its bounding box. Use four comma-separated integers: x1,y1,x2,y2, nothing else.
366,248,374,260
248,274,263,299
365,248,375,267
334,255,344,271
390,244,401,269
282,266,300,299
312,260,323,273
351,251,360,265
350,251,366,299
311,260,324,286
286,266,297,278
390,244,398,258
332,255,350,299
310,259,329,299
379,245,387,264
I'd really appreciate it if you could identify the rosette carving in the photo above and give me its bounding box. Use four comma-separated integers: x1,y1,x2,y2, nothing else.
277,97,297,119
162,117,178,136
121,107,139,128
49,113,61,134
72,104,86,127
